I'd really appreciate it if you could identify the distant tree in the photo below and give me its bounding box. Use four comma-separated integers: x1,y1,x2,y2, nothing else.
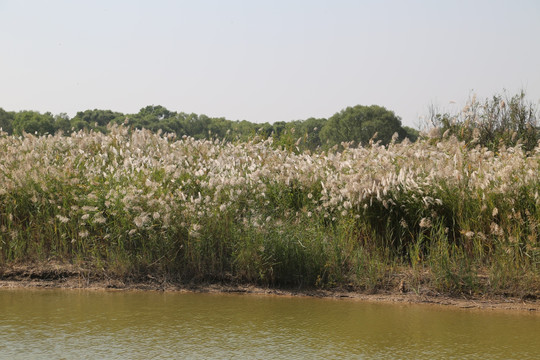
71,109,124,132
137,105,173,120
270,118,327,152
207,117,233,138
126,105,182,134
54,113,71,134
403,126,419,142
272,121,287,138
230,120,261,141
319,105,406,147
296,117,327,150
182,113,210,139
12,111,56,135
0,108,14,134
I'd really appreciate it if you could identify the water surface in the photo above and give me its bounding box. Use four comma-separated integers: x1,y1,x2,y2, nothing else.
0,289,538,359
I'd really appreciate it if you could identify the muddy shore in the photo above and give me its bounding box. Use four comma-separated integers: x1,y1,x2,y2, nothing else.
1,262,538,313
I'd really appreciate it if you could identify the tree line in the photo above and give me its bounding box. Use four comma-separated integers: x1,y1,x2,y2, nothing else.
4,91,536,152
0,104,419,151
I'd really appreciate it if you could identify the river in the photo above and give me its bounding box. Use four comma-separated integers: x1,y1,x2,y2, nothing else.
0,289,538,359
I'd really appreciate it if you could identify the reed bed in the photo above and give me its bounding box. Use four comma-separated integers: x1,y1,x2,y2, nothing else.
0,125,538,295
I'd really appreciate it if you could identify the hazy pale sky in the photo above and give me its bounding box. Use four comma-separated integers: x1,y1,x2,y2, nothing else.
1,0,539,127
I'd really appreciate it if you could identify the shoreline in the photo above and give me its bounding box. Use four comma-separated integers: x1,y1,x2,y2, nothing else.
1,263,538,313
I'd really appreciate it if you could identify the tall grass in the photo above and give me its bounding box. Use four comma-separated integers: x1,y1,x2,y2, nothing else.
0,125,538,295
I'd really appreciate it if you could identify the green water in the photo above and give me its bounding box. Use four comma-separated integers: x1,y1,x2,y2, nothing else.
0,289,538,359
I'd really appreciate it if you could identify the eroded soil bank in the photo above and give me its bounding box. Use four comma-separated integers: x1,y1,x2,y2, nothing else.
1,262,538,313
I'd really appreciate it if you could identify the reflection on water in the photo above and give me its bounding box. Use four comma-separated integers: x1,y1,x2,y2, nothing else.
0,289,538,359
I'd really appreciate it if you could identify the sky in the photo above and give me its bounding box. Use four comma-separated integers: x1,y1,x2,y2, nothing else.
1,0,539,128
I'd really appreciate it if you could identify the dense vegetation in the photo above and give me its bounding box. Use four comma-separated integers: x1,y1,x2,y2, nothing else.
1,91,539,296
428,90,539,152
0,104,418,151
0,127,538,295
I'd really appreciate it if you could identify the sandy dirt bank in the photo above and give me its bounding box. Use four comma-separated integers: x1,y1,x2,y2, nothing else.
1,262,538,313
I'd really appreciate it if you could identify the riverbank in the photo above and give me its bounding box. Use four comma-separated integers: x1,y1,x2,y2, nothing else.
1,262,538,313
1,129,539,306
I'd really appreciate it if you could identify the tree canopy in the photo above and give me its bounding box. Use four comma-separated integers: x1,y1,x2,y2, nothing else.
320,105,407,147
0,108,14,134
12,111,56,135
0,103,419,151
